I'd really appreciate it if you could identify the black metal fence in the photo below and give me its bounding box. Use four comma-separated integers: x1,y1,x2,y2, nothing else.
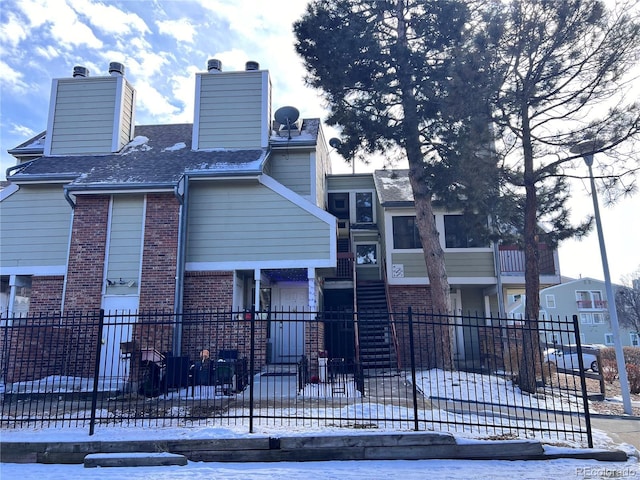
0,309,593,446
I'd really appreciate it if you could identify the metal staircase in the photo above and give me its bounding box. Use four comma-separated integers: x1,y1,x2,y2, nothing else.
356,281,397,372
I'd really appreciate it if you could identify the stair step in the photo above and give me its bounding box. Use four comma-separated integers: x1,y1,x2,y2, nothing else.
84,452,188,468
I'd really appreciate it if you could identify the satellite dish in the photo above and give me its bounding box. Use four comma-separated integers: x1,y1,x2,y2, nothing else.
274,106,300,139
274,106,300,125
329,137,342,149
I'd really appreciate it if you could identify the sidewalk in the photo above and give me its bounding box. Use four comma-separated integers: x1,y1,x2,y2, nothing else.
591,414,640,453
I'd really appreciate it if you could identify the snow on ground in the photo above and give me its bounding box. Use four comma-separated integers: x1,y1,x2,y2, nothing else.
2,369,639,478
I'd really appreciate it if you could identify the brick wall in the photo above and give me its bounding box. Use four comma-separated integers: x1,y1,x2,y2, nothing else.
29,276,64,315
139,193,179,311
180,272,267,368
388,284,449,369
64,195,109,312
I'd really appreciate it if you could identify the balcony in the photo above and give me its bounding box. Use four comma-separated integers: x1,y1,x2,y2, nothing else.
576,299,607,309
498,244,556,276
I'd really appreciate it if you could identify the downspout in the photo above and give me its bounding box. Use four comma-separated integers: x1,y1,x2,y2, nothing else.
172,175,188,356
63,186,76,209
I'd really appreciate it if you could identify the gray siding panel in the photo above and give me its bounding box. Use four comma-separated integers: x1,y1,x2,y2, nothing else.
49,78,119,155
327,174,375,191
106,196,144,286
196,72,267,150
391,252,495,278
269,151,311,197
187,183,331,263
0,186,71,268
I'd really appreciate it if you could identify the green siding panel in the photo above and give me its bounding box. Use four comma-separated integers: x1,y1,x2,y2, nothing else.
327,174,375,191
187,183,331,263
106,196,143,290
390,251,495,278
0,186,71,268
269,151,311,196
50,77,119,155
196,72,267,150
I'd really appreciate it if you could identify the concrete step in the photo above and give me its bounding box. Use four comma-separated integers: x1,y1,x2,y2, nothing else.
84,452,188,468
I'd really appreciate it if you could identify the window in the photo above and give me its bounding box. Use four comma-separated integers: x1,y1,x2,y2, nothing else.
580,313,592,324
545,294,556,308
576,290,606,309
356,244,377,265
0,275,32,323
392,216,421,249
605,333,614,345
444,215,488,248
355,192,373,223
631,333,639,347
592,313,605,324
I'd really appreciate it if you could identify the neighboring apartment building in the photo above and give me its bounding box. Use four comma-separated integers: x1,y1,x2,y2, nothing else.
1,60,561,375
511,277,639,348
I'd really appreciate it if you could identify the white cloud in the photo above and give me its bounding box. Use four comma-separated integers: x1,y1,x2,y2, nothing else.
35,45,61,60
169,65,201,123
0,60,29,93
0,11,29,48
134,79,180,121
10,123,36,138
68,0,150,36
156,18,196,43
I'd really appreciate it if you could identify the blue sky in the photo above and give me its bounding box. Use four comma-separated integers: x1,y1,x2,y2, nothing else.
1,0,638,283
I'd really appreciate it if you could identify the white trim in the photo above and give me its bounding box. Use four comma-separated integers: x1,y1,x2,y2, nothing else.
102,196,115,296
186,258,334,271
260,70,271,148
0,266,66,276
386,275,497,286
43,79,59,156
112,76,125,152
192,73,203,150
139,195,147,291
0,183,19,201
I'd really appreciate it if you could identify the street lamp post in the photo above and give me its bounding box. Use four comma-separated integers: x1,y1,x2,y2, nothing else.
571,142,633,415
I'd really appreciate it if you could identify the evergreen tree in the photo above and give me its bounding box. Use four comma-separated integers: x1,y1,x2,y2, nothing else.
295,0,500,368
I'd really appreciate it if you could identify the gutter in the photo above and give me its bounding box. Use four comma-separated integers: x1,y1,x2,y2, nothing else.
5,160,37,178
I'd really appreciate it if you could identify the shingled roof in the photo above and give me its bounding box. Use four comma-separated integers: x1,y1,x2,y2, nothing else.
7,120,320,190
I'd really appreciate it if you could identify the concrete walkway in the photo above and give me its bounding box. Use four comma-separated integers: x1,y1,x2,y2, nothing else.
591,414,640,452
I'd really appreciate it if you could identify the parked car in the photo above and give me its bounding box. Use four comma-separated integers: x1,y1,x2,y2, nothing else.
543,345,599,372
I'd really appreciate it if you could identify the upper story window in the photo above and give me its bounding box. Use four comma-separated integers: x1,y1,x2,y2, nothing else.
443,215,488,249
631,333,639,347
575,290,606,309
545,294,556,308
355,192,373,223
392,216,421,249
328,191,375,225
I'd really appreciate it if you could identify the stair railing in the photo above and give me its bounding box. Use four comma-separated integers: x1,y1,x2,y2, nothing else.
352,231,360,365
382,258,401,370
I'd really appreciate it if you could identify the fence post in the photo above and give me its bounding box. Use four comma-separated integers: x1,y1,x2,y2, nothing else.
249,308,255,434
573,314,594,448
89,309,105,436
407,307,419,431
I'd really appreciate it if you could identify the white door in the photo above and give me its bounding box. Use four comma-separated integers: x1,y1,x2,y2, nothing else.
101,296,138,390
272,285,307,364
